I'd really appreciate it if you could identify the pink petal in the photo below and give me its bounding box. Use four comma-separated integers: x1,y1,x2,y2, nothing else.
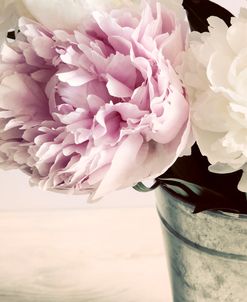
148,91,189,144
106,53,136,89
57,69,96,86
106,74,132,97
32,36,55,59
93,134,144,199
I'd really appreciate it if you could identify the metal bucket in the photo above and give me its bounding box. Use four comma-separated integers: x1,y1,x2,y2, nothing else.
155,187,247,302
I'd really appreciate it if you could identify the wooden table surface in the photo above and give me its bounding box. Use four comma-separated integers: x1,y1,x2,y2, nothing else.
0,207,172,302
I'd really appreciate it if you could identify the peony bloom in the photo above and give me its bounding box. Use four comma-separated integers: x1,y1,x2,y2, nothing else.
0,1,191,199
21,0,138,31
21,0,185,30
0,1,30,47
184,9,247,193
0,1,20,46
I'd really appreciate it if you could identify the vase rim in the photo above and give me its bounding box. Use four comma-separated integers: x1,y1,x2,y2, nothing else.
158,186,247,221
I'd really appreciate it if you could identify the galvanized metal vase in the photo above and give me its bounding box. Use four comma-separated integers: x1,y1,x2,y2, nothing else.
156,186,247,302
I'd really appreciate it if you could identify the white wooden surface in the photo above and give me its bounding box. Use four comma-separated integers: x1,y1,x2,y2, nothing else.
0,170,155,210
0,169,172,301
0,207,172,302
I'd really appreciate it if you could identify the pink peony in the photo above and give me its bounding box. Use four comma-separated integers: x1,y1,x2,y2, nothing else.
0,2,191,199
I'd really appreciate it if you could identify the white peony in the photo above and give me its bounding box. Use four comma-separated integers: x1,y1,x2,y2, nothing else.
0,0,185,42
0,0,31,47
0,1,19,45
184,8,247,192
21,0,185,30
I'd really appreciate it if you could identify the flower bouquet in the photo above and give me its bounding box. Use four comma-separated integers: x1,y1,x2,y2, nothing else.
1,0,247,301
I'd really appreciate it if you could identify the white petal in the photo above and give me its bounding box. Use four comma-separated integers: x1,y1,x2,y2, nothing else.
22,0,86,30
22,0,138,30
238,167,247,192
